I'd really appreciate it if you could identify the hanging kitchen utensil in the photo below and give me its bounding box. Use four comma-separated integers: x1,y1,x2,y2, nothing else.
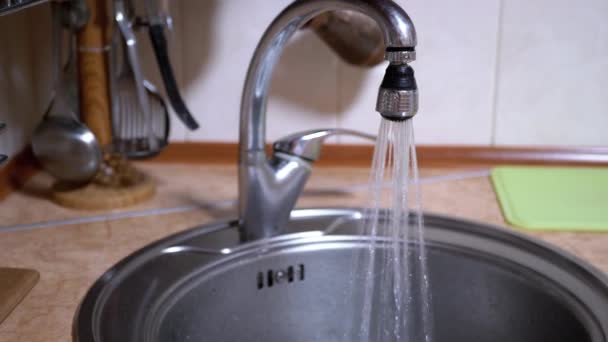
32,2,102,184
51,0,156,210
144,0,199,130
114,0,160,152
112,1,169,158
112,29,169,159
0,0,46,16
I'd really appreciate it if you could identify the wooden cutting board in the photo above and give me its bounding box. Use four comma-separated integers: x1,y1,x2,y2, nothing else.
0,268,39,324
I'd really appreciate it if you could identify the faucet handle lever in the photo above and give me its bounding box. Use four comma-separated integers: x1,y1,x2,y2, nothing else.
273,128,375,162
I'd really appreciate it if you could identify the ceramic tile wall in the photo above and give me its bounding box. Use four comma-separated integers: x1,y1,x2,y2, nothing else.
494,0,608,146
338,0,501,145
175,0,608,146
2,0,608,160
178,0,338,143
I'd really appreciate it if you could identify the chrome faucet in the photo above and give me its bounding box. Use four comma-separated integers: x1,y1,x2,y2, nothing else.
239,0,419,241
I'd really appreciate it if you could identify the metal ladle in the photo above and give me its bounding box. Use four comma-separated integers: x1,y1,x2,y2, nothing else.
32,2,101,184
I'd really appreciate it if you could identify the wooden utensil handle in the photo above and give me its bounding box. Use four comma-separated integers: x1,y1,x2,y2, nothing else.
77,0,112,146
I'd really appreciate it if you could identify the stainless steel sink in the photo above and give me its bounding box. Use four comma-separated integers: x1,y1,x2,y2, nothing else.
73,209,608,342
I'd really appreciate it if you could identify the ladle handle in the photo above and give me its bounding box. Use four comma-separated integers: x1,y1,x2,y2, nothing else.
50,2,62,97
148,24,199,130
273,128,375,162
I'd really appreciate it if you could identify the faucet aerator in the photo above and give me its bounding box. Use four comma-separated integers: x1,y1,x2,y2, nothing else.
376,62,419,121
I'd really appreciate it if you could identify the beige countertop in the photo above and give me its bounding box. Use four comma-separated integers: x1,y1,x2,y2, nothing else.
0,163,607,341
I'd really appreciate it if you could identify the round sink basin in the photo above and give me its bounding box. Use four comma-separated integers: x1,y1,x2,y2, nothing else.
74,209,608,342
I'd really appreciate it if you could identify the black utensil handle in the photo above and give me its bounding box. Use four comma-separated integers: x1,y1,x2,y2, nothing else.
149,24,199,130
163,100,171,146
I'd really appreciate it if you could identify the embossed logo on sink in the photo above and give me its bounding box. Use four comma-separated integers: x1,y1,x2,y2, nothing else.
257,264,305,289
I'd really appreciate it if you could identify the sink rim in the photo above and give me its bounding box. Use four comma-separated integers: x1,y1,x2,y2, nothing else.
73,208,608,342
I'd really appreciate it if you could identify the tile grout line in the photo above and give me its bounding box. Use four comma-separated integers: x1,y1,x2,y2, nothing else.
489,0,505,146
0,169,491,233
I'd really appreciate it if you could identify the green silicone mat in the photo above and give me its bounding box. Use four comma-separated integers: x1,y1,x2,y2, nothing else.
491,166,608,231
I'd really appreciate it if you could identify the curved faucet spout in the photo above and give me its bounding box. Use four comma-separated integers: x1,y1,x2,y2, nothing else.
239,0,418,241
240,0,417,154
